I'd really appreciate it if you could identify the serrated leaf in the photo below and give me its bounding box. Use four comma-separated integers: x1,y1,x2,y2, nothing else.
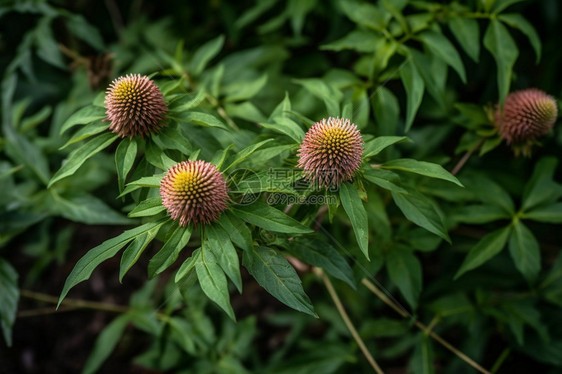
196,247,236,320
392,190,450,242
119,227,161,282
484,19,518,105
509,221,540,282
287,239,355,289
233,201,312,234
189,35,225,75
48,133,118,188
60,106,106,134
0,257,18,347
82,314,131,374
339,182,369,259
59,219,168,306
128,197,166,218
382,158,463,186
148,225,192,278
386,247,422,309
400,59,424,132
419,30,466,83
243,246,316,316
455,226,512,279
205,224,242,293
448,17,480,62
115,138,138,193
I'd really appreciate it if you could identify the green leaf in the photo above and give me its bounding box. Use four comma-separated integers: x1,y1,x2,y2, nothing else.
452,204,511,224
498,13,541,63
509,221,541,282
410,48,447,107
243,246,316,316
217,212,253,251
189,35,225,75
293,78,342,116
169,89,207,112
60,106,106,134
145,141,177,170
223,139,274,171
287,239,356,289
372,86,400,136
118,174,164,198
484,19,518,105
321,29,381,53
152,125,192,156
128,197,166,218
521,157,562,212
523,203,562,223
173,111,229,130
363,136,409,159
339,182,369,259
224,73,268,102
382,158,463,186
196,247,236,320
260,116,305,143
419,30,466,83
49,192,132,225
59,219,168,306
491,0,527,14
400,58,424,132
119,227,161,282
48,133,118,188
205,224,242,293
461,174,515,214
455,226,512,279
233,201,312,234
65,14,105,50
115,138,138,193
60,121,109,149
0,257,18,347
411,334,435,374
340,0,388,30
148,225,192,278
386,246,422,309
448,17,480,62
82,314,131,374
392,190,450,242
175,248,201,283
363,169,407,194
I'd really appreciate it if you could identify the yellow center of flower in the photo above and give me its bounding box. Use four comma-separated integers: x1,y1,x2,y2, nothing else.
172,170,206,202
321,127,350,157
113,80,140,103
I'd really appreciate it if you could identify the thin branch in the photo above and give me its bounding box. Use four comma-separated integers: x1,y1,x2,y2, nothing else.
451,138,485,176
20,289,130,314
314,268,385,374
361,279,491,374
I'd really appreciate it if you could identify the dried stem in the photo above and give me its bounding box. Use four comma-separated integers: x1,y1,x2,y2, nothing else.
361,279,491,374
20,289,130,315
451,138,485,176
314,268,385,374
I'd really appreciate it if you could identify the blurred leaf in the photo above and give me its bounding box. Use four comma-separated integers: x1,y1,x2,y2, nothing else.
387,246,422,309
392,190,450,242
382,158,462,186
321,30,381,53
411,333,435,374
224,73,268,102
35,18,66,69
243,246,316,316
452,204,511,224
523,203,562,223
448,17,480,62
340,0,388,30
491,0,527,14
196,246,236,320
521,157,561,212
260,117,305,143
49,191,132,225
508,221,540,282
233,201,312,234
419,30,466,83
455,226,512,279
288,0,316,35
410,49,447,107
340,182,369,260
82,313,131,374
372,86,399,135
189,35,225,75
0,257,18,347
205,224,242,293
484,19,518,105
60,106,106,134
498,13,541,63
400,58,424,131
58,219,168,306
65,14,105,50
293,78,342,116
148,224,192,278
461,173,515,214
48,133,118,188
287,238,356,289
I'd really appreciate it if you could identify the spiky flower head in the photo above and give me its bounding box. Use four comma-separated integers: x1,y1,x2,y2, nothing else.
297,117,363,188
494,88,558,155
105,74,167,138
160,160,229,226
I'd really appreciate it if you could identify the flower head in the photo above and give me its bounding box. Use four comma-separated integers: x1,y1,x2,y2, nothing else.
105,74,167,138
297,117,363,188
160,160,229,226
494,88,558,154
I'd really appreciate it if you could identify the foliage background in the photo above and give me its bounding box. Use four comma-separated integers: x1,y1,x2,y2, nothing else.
1,0,562,373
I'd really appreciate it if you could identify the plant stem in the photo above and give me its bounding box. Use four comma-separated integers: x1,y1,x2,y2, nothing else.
361,279,491,374
451,138,485,176
206,94,239,130
20,289,130,314
314,268,385,374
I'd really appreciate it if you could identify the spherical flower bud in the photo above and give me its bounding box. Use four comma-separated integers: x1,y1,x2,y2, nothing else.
297,117,363,188
160,160,229,226
105,74,167,138
494,88,558,148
